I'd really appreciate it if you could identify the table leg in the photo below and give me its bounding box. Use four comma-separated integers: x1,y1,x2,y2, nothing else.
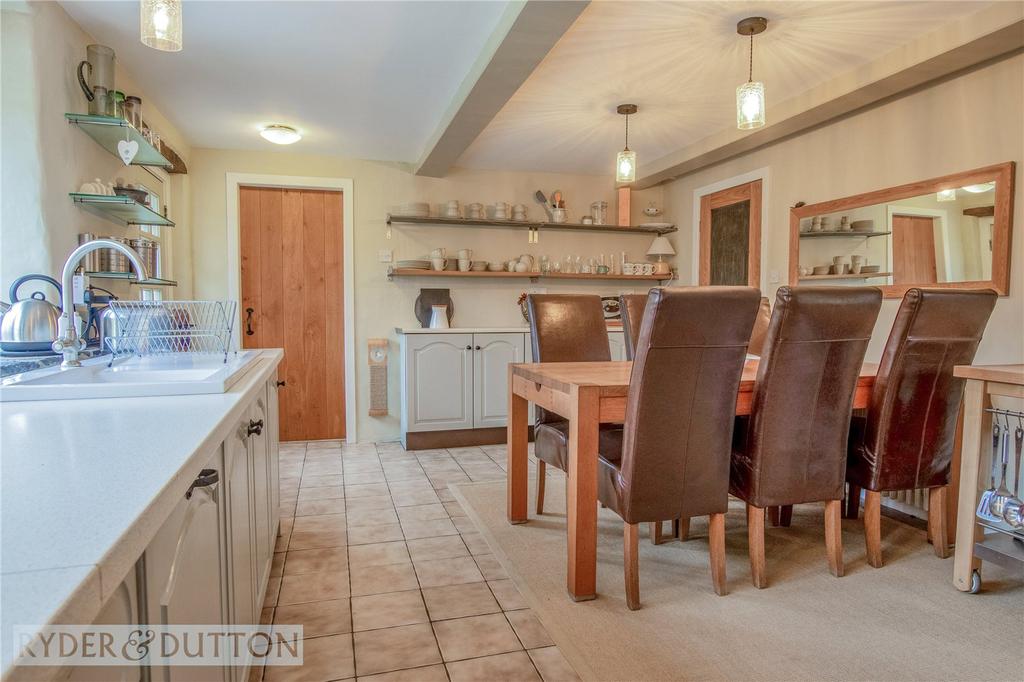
506,369,529,525
953,380,989,591
566,385,600,601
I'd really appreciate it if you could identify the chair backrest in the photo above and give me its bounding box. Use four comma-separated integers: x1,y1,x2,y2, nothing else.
734,286,882,507
616,287,761,523
618,293,648,360
855,288,997,491
527,294,610,424
747,297,772,356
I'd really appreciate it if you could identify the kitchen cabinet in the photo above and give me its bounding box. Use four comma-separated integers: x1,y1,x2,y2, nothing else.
402,333,475,433
249,389,274,599
474,333,527,429
67,572,142,682
224,420,255,633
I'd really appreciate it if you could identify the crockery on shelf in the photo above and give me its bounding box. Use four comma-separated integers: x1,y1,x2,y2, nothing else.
457,259,471,272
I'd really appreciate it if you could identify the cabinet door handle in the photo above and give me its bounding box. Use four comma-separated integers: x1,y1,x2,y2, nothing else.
186,468,219,499
245,308,255,336
247,419,264,436
475,345,481,350
465,345,472,350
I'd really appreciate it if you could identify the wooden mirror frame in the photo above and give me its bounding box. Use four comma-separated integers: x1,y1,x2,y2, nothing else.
788,162,1015,297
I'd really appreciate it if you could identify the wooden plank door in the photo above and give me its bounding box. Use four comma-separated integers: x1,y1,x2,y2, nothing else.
240,186,345,441
892,214,938,284
699,180,762,286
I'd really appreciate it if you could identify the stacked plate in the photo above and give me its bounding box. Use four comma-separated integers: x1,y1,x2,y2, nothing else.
397,259,430,270
396,202,430,217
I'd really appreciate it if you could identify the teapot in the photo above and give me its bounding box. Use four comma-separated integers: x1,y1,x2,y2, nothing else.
0,275,62,352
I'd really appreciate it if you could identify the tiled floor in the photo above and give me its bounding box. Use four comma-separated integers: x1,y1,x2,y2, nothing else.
256,441,580,682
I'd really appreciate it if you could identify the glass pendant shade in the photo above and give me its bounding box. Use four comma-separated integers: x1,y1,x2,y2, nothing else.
736,81,766,130
936,189,957,202
141,0,182,52
616,149,637,184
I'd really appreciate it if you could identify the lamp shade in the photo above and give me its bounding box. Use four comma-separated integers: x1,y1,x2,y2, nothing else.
646,236,676,257
736,81,765,130
141,0,182,52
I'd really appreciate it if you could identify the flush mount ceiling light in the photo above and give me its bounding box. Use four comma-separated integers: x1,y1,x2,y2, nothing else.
260,125,302,145
736,16,768,130
962,182,996,193
615,104,638,184
140,0,182,52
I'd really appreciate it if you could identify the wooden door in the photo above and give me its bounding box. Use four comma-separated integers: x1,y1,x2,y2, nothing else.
699,180,762,286
892,214,938,284
473,333,526,428
240,187,345,441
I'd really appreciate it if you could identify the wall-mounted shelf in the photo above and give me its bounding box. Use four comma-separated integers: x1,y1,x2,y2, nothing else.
70,193,174,228
798,272,892,281
65,113,173,169
85,271,178,287
799,231,891,239
387,267,670,283
387,214,676,236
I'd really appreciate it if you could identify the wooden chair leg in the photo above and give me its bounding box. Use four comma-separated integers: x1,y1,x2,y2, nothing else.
650,521,668,545
825,499,844,577
864,490,882,568
746,504,767,588
928,486,950,559
677,517,690,541
778,505,792,527
767,506,780,526
845,484,861,519
624,522,640,610
709,513,727,596
535,460,546,515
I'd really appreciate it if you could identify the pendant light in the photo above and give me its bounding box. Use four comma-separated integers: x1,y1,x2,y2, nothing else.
615,104,638,184
141,0,183,52
736,17,767,130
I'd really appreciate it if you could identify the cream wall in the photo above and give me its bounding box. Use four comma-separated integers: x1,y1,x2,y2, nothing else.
188,150,665,442
663,53,1024,366
0,1,193,302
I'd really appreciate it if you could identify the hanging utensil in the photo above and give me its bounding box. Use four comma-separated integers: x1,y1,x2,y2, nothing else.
977,421,1003,523
989,419,1014,519
1001,420,1024,528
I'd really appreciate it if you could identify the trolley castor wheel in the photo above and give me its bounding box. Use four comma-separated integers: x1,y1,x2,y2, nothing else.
968,569,982,594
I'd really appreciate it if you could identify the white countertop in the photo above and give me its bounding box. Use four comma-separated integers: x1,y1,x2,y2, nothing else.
0,349,283,678
396,326,624,334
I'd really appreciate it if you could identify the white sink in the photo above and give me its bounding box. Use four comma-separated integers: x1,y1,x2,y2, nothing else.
0,352,262,402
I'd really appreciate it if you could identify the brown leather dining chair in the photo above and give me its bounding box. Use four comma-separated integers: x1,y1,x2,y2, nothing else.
619,293,648,361
527,294,611,515
747,297,772,356
598,287,761,607
845,288,997,567
730,286,882,587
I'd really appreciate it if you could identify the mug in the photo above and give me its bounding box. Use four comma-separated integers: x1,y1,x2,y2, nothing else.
431,258,446,271
431,248,446,259
642,263,655,275
493,202,509,219
458,259,471,272
458,249,472,259
622,262,635,275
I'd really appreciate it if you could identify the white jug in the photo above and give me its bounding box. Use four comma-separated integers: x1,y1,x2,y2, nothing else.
429,304,450,329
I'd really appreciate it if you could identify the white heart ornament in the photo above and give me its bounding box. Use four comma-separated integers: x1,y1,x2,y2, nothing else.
117,139,139,166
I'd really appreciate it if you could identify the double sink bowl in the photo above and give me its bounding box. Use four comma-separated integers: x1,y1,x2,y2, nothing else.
0,351,261,402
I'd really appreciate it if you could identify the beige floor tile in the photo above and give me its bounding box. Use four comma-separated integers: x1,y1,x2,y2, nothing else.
351,590,429,632
302,464,344,476
389,490,440,508
300,474,344,488
406,536,468,563
348,541,410,568
293,514,347,533
296,498,347,517
432,613,522,661
288,529,348,551
451,516,479,533
264,633,353,682
414,556,484,588
273,599,352,638
344,483,390,499
396,504,449,522
271,552,286,578
434,489,457,503
344,495,395,512
446,651,541,682
278,570,350,605
527,647,580,682
261,607,274,625
350,561,419,597
421,582,500,621
473,554,508,581
459,532,491,556
356,663,447,682
347,523,405,546
505,610,553,649
442,501,466,517
400,518,458,540
298,486,345,501
353,623,441,676
347,508,400,527
345,471,387,485
488,580,527,611
284,547,349,575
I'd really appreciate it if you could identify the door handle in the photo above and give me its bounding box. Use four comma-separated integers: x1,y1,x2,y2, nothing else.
276,380,286,387
247,418,264,436
245,307,255,336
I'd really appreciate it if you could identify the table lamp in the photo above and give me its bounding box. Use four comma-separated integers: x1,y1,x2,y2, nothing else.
646,236,676,275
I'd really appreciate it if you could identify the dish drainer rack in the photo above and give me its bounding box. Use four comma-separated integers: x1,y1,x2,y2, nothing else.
104,300,238,364
973,407,1024,572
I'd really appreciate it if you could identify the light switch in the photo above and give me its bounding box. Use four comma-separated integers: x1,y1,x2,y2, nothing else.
769,270,781,284
378,249,393,263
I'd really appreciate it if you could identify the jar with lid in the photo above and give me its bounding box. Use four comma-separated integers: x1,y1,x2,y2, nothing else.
112,90,125,119
123,95,142,128
129,237,159,276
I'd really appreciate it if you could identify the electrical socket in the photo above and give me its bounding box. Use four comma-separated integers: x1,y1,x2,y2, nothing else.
378,249,393,263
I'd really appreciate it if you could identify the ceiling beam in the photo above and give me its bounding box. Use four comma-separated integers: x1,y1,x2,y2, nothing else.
414,0,589,178
636,4,1024,189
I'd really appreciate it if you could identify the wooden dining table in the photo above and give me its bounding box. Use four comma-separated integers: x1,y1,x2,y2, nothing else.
506,358,878,602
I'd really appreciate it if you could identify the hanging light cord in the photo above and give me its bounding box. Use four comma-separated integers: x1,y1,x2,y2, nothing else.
748,33,754,83
624,112,630,151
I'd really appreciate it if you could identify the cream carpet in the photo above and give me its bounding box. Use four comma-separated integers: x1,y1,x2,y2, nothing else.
452,475,1022,682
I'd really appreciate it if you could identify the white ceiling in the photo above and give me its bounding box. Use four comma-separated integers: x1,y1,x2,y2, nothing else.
456,1,991,175
61,0,510,160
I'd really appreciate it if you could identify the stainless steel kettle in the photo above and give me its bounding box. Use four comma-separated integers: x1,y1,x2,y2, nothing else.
0,275,62,352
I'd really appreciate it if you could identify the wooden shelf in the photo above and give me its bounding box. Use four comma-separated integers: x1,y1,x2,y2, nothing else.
387,268,669,283
70,193,174,227
65,113,173,169
387,214,676,235
799,271,892,281
799,231,891,239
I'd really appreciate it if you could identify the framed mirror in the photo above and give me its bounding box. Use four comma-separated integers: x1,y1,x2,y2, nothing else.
789,162,1014,296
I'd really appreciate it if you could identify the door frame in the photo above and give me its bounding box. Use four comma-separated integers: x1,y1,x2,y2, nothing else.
225,173,357,443
690,167,770,290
